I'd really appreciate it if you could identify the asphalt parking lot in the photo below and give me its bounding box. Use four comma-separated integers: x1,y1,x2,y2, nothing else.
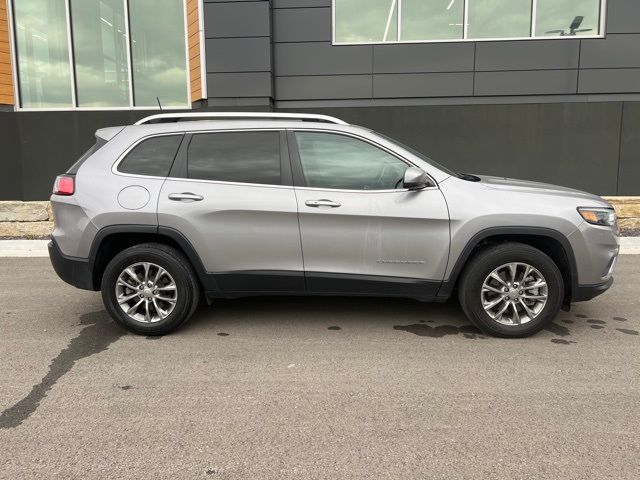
1,257,639,479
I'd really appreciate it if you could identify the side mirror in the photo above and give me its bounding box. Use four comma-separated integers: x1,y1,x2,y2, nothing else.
403,167,431,190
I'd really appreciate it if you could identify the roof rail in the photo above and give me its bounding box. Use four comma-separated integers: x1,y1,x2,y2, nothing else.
134,112,349,126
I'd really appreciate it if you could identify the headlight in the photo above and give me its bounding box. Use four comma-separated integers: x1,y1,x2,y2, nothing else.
577,207,617,227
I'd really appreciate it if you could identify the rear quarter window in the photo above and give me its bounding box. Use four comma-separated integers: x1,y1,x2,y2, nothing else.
118,135,183,177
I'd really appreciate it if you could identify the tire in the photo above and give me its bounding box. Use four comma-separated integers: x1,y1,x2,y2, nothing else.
101,243,200,335
458,242,564,338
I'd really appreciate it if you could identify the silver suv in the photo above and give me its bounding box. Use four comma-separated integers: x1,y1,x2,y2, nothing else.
49,113,619,338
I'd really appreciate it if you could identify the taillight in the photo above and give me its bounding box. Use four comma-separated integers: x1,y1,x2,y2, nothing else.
53,175,75,196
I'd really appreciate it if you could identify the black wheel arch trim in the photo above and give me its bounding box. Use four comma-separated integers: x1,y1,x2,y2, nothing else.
85,224,217,292
437,226,579,300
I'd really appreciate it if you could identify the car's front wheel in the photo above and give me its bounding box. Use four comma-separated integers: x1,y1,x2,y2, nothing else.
101,243,200,335
458,242,564,338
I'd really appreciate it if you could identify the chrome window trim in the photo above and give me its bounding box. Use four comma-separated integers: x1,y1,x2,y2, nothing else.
112,128,293,190
289,128,440,193
112,131,187,180
161,177,295,191
332,0,608,45
111,127,439,192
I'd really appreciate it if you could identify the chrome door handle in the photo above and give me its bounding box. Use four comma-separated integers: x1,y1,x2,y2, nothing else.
305,199,341,208
168,192,204,202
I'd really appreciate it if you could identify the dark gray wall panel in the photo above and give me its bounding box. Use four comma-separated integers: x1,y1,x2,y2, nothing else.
206,38,271,73
13,111,146,201
580,34,640,69
579,69,640,93
274,43,372,76
0,113,22,200
204,2,270,38
273,0,330,7
273,7,331,42
276,75,372,100
373,73,473,98
280,103,623,195
618,102,640,195
207,72,272,97
373,43,474,74
475,70,578,96
475,40,580,71
606,0,640,34
4,102,638,199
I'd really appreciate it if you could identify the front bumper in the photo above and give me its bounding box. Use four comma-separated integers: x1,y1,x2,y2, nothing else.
572,277,614,302
48,239,96,291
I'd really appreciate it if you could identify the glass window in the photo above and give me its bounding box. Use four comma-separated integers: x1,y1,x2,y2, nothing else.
187,132,281,185
335,0,398,43
71,0,129,107
468,0,532,39
536,0,601,37
401,0,464,41
119,135,183,177
13,0,73,108
295,132,408,190
129,0,189,107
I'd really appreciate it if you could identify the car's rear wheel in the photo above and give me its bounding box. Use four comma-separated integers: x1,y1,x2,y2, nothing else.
458,242,564,338
101,243,199,335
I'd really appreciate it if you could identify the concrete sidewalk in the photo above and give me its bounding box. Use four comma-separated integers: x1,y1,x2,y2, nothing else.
1,237,639,257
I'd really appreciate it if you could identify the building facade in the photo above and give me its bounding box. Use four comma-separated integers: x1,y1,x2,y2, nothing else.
1,0,639,200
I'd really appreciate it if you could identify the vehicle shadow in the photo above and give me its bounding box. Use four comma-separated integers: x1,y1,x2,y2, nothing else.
181,295,486,338
180,295,630,342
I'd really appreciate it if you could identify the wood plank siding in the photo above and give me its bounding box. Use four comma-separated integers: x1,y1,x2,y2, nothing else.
0,0,14,105
186,0,205,101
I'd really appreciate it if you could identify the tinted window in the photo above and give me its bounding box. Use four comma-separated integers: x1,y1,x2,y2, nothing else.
119,135,182,177
129,0,189,107
468,0,532,39
402,0,464,41
335,0,398,43
13,0,73,108
536,0,601,38
295,132,407,190
187,132,281,185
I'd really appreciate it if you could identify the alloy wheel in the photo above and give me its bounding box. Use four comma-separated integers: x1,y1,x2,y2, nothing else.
480,262,549,326
115,262,178,323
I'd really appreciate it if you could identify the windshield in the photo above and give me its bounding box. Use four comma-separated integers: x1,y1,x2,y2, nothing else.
373,131,458,177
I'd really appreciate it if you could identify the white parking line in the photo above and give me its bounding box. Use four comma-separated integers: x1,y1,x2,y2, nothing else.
1,238,639,257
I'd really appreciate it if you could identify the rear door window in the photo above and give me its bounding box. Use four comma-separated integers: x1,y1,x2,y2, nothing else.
187,131,282,185
118,135,183,177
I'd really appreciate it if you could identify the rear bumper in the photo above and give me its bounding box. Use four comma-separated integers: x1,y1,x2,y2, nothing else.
572,277,614,302
48,240,96,291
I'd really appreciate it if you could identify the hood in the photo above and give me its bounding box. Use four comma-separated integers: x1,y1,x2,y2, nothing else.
476,175,610,206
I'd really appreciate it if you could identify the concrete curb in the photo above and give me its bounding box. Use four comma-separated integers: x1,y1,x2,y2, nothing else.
1,238,640,258
0,240,51,257
620,237,640,255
